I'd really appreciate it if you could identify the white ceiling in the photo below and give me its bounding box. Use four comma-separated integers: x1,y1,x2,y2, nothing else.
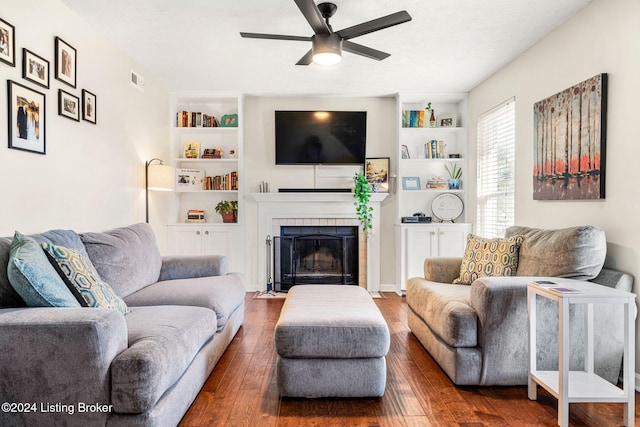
60,0,592,95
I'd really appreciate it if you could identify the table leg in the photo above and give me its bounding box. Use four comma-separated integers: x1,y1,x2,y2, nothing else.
558,298,569,427
528,290,537,400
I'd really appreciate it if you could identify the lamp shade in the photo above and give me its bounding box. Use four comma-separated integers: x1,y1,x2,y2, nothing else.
147,164,174,191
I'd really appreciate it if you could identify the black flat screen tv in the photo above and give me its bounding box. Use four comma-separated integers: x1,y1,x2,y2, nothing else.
275,111,367,165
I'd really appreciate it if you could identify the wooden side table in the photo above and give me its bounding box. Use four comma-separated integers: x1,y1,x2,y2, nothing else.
527,280,636,427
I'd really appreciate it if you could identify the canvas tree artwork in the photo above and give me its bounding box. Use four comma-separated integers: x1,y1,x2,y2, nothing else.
533,73,607,200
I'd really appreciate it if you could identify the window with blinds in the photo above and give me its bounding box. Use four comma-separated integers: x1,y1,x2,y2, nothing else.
476,98,515,238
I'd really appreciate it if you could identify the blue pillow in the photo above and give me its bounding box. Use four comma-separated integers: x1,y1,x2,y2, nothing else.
7,232,81,307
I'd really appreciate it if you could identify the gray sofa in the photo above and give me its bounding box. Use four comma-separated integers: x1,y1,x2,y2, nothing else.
407,225,634,386
0,223,245,427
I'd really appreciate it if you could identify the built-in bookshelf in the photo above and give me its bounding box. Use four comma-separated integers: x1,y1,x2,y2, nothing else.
167,93,245,272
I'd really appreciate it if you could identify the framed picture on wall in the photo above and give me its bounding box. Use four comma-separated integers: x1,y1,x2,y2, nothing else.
55,36,76,88
82,89,97,124
22,48,50,89
365,157,390,193
8,80,46,155
58,89,80,121
0,17,16,67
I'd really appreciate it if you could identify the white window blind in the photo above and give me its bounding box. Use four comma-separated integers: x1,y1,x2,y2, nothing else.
476,98,515,238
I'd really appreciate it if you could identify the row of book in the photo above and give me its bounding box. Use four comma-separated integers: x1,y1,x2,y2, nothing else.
186,209,205,223
402,110,435,128
424,140,447,159
203,172,238,191
176,111,221,128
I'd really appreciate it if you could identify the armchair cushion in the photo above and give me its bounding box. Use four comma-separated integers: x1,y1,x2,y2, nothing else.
506,225,605,279
453,234,524,285
7,233,80,308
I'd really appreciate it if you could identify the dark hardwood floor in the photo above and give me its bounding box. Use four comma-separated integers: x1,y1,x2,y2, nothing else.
179,292,638,426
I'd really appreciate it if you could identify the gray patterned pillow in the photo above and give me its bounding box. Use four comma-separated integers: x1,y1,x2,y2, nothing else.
42,243,128,314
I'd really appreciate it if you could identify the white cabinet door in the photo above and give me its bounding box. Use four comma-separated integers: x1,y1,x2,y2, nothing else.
437,226,471,257
168,227,203,256
396,223,472,294
405,227,437,282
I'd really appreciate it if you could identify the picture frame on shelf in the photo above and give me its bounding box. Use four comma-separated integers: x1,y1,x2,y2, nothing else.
0,17,15,67
437,114,457,128
176,168,204,190
8,80,46,155
82,89,97,124
220,114,238,127
401,145,410,159
58,89,80,121
184,141,200,159
365,157,390,193
22,49,49,89
402,176,421,190
55,36,76,88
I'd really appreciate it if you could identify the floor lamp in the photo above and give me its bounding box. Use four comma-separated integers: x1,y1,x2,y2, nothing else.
145,158,174,223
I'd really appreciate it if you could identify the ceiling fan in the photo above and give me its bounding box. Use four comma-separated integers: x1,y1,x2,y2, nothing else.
240,0,412,66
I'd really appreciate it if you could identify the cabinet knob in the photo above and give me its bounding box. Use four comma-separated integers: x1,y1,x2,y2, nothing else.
205,231,209,235
196,231,201,235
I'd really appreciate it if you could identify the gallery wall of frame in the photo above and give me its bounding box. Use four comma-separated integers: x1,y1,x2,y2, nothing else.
1,15,98,156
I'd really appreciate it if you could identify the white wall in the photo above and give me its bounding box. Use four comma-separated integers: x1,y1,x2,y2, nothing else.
0,0,170,247
467,0,640,374
242,96,397,288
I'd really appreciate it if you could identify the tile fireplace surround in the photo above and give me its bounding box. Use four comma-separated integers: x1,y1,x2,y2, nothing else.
252,192,388,293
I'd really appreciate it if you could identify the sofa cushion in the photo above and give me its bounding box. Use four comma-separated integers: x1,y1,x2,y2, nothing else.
42,243,128,314
1,229,88,308
123,273,245,333
7,233,81,307
111,305,217,413
506,225,606,280
80,223,162,298
406,278,477,347
453,234,524,285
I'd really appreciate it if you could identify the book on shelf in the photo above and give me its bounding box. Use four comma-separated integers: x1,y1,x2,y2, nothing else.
402,110,427,128
186,209,205,223
203,171,238,191
424,140,446,159
425,177,448,189
176,111,221,127
201,148,223,159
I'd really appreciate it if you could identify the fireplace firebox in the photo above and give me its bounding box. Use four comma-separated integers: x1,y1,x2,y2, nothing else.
274,226,359,292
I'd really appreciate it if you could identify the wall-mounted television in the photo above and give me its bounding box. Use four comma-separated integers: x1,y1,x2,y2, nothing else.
275,111,367,165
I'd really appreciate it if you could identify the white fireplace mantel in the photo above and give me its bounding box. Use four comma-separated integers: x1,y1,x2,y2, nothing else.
252,192,388,293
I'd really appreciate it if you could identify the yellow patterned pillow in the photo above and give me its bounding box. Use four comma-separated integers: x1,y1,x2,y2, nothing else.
453,234,525,285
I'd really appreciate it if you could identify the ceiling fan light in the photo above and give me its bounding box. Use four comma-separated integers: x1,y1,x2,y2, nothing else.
312,33,343,65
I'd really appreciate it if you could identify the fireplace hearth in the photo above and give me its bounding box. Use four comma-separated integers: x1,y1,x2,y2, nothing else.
274,226,358,292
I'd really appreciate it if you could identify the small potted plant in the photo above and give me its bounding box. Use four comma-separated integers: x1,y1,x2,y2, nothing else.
444,163,462,190
215,200,238,223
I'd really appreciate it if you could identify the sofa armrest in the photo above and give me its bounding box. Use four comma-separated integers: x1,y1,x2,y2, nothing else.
159,255,228,281
0,307,127,425
423,257,462,283
469,276,532,385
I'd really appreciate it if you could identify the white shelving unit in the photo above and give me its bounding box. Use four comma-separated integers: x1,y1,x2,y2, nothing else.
527,281,636,427
394,93,472,294
167,93,245,273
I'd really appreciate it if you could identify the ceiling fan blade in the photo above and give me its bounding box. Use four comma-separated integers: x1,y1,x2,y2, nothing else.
294,0,330,35
337,11,412,40
240,32,311,42
295,49,314,66
342,41,390,61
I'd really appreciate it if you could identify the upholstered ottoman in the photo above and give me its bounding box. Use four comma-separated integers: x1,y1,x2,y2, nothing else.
275,285,390,398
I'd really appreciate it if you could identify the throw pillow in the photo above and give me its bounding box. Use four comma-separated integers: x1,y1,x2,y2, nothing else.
6,232,81,307
41,242,128,314
453,234,525,285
